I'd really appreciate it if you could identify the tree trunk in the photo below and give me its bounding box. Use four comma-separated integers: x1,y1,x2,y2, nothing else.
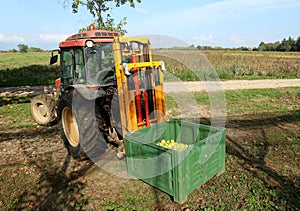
96,1,104,29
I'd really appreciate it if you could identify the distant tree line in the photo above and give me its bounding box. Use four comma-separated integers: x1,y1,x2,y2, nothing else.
17,44,44,53
256,36,300,52
195,45,251,51
0,44,45,53
195,36,300,52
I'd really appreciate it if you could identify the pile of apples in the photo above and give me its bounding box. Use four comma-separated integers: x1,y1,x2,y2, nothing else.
156,139,189,151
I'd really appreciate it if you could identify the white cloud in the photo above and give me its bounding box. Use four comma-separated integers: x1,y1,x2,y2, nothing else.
39,34,69,42
193,35,214,42
136,34,189,48
245,0,300,13
135,7,148,14
228,35,245,45
0,34,25,43
165,0,300,26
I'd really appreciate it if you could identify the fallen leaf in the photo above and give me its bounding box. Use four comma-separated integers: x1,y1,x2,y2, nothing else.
36,161,43,168
117,198,123,203
269,178,280,187
180,205,190,211
28,203,35,208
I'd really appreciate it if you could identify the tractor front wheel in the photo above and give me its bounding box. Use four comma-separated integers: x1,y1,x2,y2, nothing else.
30,95,56,125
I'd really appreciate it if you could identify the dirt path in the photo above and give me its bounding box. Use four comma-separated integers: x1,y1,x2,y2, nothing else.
0,85,54,97
0,79,300,97
164,78,300,93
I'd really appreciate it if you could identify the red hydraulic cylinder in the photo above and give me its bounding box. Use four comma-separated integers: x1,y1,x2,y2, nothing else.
144,91,150,126
132,53,143,123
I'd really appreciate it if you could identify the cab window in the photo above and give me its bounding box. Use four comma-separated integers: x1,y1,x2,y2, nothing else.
86,43,115,86
61,50,73,85
74,49,85,83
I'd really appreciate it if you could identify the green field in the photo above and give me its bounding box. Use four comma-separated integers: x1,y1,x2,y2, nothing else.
0,52,51,70
0,52,60,87
0,50,300,87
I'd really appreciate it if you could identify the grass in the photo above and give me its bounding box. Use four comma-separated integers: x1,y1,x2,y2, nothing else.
221,87,298,115
0,52,51,70
0,99,34,130
166,87,300,119
0,64,60,87
0,87,299,210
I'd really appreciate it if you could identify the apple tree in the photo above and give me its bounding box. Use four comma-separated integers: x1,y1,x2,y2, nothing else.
62,0,142,34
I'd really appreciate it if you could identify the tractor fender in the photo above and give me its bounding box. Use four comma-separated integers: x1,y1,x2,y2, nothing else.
64,84,106,101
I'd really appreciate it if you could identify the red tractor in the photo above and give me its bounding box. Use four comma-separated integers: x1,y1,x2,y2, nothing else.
30,25,166,160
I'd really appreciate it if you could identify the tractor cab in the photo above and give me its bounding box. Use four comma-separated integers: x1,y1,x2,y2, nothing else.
50,27,120,89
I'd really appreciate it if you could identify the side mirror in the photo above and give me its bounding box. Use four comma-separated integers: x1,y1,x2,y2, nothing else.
50,49,60,65
50,55,58,65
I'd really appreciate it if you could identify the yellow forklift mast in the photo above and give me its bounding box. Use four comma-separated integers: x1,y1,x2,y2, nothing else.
113,36,167,135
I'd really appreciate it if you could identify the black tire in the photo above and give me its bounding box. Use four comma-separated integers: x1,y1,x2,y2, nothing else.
58,91,83,159
58,90,108,161
111,91,122,136
30,95,57,126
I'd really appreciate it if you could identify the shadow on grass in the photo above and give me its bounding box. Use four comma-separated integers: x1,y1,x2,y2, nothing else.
0,64,59,87
2,126,93,210
0,96,31,106
0,127,58,144
16,155,92,210
226,110,300,209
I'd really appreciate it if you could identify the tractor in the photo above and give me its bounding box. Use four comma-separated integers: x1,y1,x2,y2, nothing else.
30,25,167,160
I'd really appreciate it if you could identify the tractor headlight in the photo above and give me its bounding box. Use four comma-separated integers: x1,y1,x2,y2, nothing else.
86,40,94,48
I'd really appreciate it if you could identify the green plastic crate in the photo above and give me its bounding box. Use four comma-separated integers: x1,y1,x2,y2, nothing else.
124,119,226,204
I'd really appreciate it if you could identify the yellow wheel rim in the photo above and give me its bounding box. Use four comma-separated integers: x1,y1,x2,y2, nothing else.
62,107,79,147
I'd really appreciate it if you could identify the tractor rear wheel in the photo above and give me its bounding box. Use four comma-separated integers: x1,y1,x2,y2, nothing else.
30,95,56,125
58,91,84,159
61,105,79,148
58,90,108,161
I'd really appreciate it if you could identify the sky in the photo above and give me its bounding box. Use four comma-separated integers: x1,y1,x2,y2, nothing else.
0,0,300,50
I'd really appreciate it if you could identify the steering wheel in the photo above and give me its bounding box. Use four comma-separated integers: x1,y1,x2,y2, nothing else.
96,69,116,85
